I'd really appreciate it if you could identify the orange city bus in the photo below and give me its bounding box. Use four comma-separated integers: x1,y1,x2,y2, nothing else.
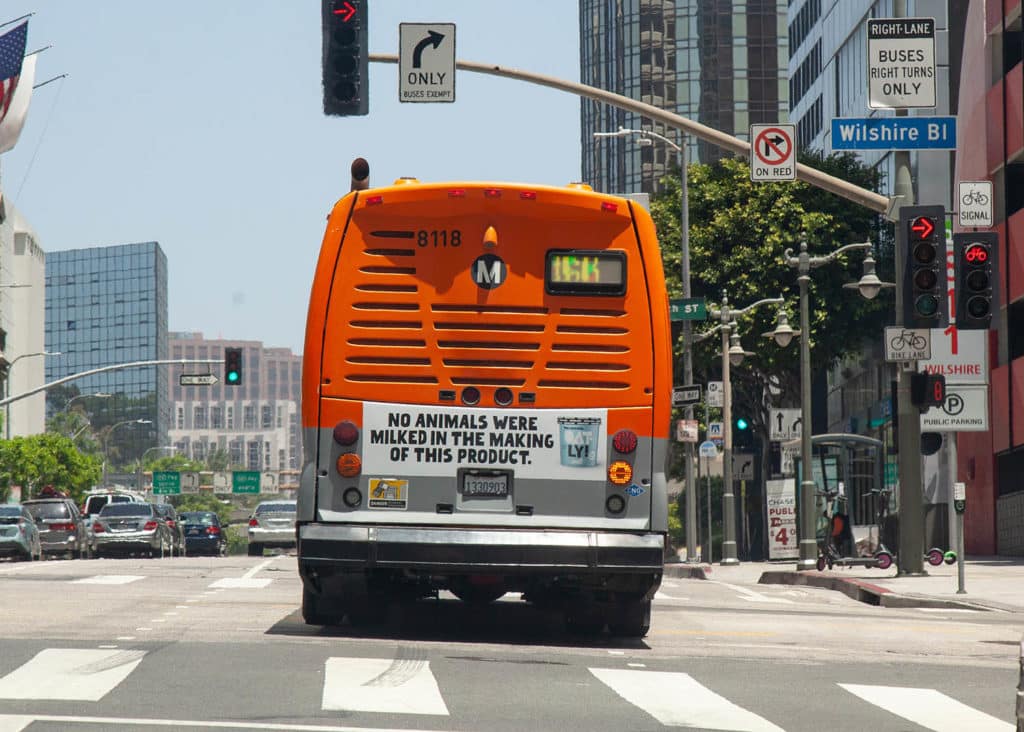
298,166,672,636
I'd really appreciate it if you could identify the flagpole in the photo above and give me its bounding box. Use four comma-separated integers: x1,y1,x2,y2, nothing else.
26,46,52,57
0,13,33,30
33,74,66,90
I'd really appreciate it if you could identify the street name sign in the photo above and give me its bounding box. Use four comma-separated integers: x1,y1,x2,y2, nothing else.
867,17,936,109
180,374,219,386
399,23,455,102
152,471,180,495
831,117,955,150
706,381,724,407
921,384,989,432
885,326,931,362
669,297,707,321
920,328,987,384
749,124,796,181
672,385,701,407
958,181,993,228
232,471,261,494
769,408,802,441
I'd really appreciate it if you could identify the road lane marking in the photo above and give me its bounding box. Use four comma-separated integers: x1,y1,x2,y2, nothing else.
917,608,979,613
322,657,449,716
654,591,687,601
72,575,145,585
0,649,145,701
0,713,441,731
839,683,1013,731
209,578,272,589
589,668,785,731
710,581,794,604
116,637,135,641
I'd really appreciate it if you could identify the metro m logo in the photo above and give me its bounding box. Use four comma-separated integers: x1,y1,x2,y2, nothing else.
472,254,507,289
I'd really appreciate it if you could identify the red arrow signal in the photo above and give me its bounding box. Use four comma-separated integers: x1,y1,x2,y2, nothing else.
333,1,356,21
910,216,935,240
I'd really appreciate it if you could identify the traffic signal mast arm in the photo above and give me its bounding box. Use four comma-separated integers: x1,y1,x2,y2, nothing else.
367,54,892,217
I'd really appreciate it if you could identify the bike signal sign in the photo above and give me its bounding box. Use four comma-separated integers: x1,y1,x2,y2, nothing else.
884,326,931,362
749,124,796,181
958,181,992,228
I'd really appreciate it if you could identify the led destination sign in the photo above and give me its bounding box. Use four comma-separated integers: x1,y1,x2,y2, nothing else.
546,250,626,295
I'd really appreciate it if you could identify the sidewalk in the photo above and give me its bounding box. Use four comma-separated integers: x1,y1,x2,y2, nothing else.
664,556,1024,612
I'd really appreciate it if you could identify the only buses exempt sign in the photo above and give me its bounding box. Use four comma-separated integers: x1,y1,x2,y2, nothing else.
360,403,608,481
867,18,936,109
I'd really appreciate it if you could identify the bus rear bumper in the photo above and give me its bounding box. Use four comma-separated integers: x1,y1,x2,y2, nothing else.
297,522,665,574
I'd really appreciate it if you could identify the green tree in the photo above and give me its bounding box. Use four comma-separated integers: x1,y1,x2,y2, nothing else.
651,151,892,470
0,434,102,503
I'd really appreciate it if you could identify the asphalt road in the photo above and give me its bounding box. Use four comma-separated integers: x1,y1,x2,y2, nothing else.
0,554,1020,731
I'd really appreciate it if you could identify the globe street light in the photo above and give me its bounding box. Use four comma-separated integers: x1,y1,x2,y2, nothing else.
4,351,62,439
593,125,701,563
783,235,894,570
102,419,152,487
701,295,792,565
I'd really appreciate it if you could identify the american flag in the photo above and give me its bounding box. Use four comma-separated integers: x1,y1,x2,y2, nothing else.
0,22,28,127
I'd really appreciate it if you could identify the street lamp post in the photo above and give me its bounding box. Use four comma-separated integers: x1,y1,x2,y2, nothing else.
102,419,152,487
701,296,792,565
783,235,893,570
593,126,700,562
61,392,113,441
4,351,62,440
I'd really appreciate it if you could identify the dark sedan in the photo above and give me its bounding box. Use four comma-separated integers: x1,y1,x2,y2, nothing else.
180,511,227,556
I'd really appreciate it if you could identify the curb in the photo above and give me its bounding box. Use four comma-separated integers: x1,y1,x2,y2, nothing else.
757,570,992,611
663,562,710,580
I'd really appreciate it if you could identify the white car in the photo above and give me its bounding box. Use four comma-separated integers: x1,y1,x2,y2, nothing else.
247,501,296,556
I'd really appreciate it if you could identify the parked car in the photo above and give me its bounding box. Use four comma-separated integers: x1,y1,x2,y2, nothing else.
81,490,147,555
0,505,42,561
180,511,227,556
153,503,185,556
22,497,91,559
247,501,297,556
92,503,170,558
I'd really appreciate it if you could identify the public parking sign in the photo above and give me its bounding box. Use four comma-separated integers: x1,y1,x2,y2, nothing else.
749,124,796,181
867,18,936,109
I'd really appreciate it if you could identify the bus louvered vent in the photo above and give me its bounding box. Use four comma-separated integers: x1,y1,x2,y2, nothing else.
344,250,633,389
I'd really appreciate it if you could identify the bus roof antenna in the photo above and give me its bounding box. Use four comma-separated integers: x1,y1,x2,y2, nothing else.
351,158,370,191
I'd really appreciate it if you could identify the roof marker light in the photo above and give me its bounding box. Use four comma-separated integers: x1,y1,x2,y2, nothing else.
601,201,618,213
365,195,384,206
519,190,537,200
484,188,502,198
448,188,466,198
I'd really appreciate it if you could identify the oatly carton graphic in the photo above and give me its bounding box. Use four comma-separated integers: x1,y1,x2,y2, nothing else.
557,417,601,467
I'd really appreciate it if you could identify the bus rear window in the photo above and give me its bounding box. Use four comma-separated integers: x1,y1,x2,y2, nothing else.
545,250,627,296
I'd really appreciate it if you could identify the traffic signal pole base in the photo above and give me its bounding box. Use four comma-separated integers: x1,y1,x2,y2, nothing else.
719,556,740,567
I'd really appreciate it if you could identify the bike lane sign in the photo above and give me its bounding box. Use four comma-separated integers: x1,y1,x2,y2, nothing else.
884,326,931,361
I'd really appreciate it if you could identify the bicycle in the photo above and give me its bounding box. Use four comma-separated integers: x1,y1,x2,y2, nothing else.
889,329,927,352
962,190,989,206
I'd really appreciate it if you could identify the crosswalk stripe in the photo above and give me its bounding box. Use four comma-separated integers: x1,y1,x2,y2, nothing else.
0,649,145,701
589,668,785,731
322,657,449,716
839,683,1014,732
72,575,145,585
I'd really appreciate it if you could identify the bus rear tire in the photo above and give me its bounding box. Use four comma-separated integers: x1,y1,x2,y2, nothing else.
609,598,651,638
565,604,606,635
302,586,339,626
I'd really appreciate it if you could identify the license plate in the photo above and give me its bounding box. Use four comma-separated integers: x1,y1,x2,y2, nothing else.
188,529,202,536
462,472,509,498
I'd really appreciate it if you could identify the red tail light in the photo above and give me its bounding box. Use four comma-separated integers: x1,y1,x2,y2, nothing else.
166,520,176,529
332,420,360,446
143,521,158,531
249,518,258,527
49,522,76,532
92,522,105,533
612,429,638,454
206,526,221,535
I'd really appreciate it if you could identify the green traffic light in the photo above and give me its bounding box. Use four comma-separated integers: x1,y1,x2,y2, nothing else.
736,418,749,430
227,372,239,383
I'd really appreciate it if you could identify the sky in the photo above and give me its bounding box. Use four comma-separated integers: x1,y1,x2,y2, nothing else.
0,1,582,355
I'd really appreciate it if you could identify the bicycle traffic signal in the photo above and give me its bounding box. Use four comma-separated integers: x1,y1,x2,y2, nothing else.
899,205,947,328
224,347,243,386
322,0,368,116
953,232,998,330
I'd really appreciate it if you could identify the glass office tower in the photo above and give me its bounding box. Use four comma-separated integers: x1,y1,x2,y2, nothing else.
581,0,789,194
45,242,169,474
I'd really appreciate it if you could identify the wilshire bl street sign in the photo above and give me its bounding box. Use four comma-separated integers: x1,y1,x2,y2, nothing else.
831,117,955,150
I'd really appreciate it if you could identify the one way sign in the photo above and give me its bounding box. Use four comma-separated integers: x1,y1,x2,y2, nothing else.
769,408,802,441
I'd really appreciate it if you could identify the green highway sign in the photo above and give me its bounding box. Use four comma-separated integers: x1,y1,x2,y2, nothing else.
670,297,707,322
232,471,261,494
152,471,181,495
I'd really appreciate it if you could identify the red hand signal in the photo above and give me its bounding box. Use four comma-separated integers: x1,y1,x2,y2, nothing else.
910,216,935,239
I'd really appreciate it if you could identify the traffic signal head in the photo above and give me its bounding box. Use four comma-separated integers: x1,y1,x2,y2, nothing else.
735,417,749,431
900,205,947,328
322,0,368,116
953,232,998,330
224,347,243,386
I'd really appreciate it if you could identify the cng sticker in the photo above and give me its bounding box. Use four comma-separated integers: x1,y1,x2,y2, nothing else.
472,254,507,289
368,478,409,510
